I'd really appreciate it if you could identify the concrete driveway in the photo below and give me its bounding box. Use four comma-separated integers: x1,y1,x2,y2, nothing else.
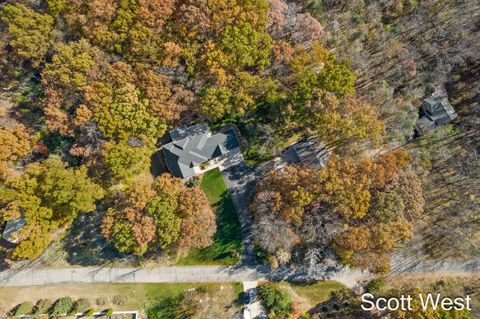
221,162,261,266
243,281,266,319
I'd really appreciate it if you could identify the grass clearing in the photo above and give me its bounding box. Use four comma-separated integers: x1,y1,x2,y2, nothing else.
0,283,243,318
177,168,242,265
261,280,345,314
284,281,345,306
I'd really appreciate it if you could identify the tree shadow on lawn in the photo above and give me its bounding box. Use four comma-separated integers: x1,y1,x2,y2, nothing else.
177,192,243,265
63,186,243,266
63,210,123,266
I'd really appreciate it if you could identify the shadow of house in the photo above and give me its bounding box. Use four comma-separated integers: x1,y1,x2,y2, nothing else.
150,150,168,177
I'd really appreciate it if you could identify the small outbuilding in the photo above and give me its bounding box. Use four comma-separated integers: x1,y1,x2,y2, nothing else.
2,218,26,244
415,87,457,136
285,136,329,169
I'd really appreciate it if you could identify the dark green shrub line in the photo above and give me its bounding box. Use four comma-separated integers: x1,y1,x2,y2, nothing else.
9,297,104,317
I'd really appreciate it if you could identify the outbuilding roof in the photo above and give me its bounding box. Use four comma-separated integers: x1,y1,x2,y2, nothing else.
2,218,25,244
422,87,458,123
289,136,329,169
415,87,458,135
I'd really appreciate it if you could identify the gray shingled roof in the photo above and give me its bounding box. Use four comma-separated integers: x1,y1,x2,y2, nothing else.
415,87,458,135
422,88,458,123
290,136,329,169
2,218,25,244
162,125,240,178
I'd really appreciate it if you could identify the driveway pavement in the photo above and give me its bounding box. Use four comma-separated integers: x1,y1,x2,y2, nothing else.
243,281,266,319
222,162,261,266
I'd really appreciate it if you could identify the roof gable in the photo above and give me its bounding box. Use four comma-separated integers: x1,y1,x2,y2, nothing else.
290,136,329,169
2,218,26,244
162,125,240,178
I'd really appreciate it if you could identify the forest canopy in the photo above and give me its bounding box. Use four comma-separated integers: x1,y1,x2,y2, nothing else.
0,0,443,276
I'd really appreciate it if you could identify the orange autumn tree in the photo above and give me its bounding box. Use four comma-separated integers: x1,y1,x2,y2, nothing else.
101,174,216,256
251,150,423,273
0,123,33,180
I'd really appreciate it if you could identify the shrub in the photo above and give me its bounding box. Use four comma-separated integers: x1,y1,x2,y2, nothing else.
12,301,34,316
112,295,127,306
50,297,74,316
96,298,107,306
258,283,292,318
32,299,53,315
186,176,200,187
267,255,279,269
105,308,113,317
366,279,385,294
73,298,91,313
86,309,95,317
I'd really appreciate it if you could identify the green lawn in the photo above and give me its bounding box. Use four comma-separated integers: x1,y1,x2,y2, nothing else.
0,283,243,319
144,282,243,319
282,281,345,306
176,168,242,265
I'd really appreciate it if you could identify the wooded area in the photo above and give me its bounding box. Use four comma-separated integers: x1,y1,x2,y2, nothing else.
0,0,478,285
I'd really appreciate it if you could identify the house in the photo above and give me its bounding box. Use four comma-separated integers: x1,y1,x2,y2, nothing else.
415,87,458,135
2,218,25,244
284,136,329,169
161,124,242,179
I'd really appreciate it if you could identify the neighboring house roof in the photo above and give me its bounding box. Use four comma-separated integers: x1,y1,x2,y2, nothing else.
288,136,329,169
2,218,26,244
415,87,458,135
162,125,240,179
423,88,457,122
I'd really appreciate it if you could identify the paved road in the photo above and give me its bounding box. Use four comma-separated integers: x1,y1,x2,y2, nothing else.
2,260,479,288
0,265,265,286
0,260,372,287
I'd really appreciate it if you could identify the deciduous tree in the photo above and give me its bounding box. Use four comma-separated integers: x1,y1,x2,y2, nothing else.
102,174,216,255
84,62,167,139
101,139,153,185
0,157,104,260
0,3,55,67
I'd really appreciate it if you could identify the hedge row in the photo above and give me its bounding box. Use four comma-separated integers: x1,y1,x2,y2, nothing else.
9,295,126,317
